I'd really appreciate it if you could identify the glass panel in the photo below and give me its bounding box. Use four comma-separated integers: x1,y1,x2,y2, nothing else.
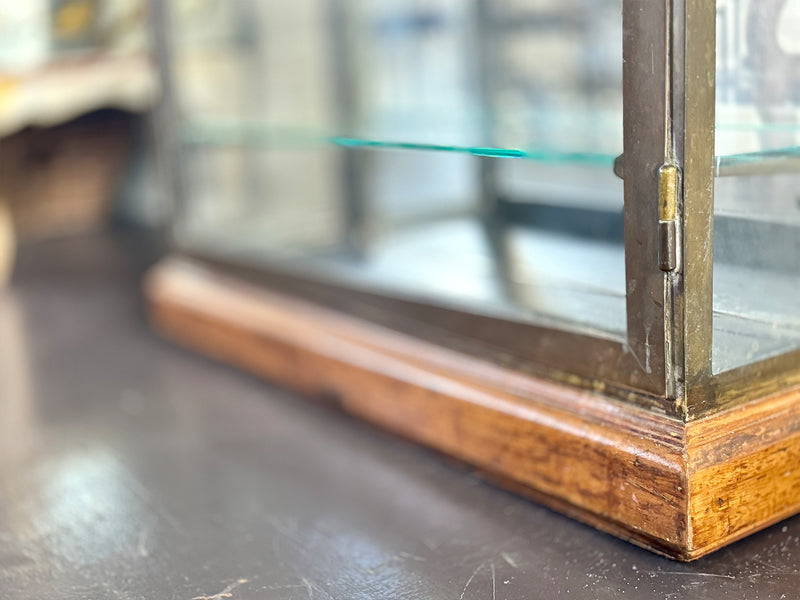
714,0,800,373
171,0,625,337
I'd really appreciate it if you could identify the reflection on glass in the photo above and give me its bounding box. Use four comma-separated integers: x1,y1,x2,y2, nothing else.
714,0,800,372
171,0,625,337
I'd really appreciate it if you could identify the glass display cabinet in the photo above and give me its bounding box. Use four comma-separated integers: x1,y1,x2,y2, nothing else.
145,0,800,560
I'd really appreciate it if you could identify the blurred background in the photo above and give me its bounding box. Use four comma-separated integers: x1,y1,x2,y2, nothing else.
0,0,158,242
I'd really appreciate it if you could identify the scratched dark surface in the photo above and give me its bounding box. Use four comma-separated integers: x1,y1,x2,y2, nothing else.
1,232,799,600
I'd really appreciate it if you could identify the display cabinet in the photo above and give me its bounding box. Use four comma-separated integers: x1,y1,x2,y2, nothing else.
145,0,800,560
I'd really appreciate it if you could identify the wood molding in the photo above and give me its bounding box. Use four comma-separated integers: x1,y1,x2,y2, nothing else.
144,256,800,561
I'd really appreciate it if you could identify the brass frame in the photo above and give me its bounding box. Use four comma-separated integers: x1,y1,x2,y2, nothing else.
674,0,800,418
671,0,716,417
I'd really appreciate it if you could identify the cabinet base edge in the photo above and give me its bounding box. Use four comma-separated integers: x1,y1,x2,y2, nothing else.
143,255,800,561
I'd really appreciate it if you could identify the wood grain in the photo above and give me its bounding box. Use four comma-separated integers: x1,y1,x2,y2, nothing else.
144,256,800,561
686,387,800,559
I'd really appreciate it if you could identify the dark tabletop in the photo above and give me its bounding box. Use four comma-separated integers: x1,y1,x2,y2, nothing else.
1,231,799,600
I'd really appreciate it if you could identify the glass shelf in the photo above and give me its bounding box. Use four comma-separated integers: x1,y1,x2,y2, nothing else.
715,145,800,178
181,116,620,165
184,117,800,176
716,120,800,177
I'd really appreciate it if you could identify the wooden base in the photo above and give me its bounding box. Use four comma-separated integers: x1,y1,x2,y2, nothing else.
144,256,800,561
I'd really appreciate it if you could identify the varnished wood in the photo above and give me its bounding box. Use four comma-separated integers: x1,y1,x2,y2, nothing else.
144,256,800,561
687,388,800,557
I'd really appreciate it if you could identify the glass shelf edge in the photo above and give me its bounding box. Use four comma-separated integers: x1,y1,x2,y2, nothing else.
181,118,800,175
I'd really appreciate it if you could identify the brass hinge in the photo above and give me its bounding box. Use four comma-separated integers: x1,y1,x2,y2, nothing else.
657,164,680,272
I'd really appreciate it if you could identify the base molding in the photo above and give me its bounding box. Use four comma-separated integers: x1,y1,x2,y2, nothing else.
144,256,800,561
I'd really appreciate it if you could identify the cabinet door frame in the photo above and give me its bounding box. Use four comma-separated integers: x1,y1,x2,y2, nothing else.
150,0,723,416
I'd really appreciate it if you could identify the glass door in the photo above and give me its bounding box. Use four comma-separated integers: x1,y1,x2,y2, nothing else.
155,0,677,409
